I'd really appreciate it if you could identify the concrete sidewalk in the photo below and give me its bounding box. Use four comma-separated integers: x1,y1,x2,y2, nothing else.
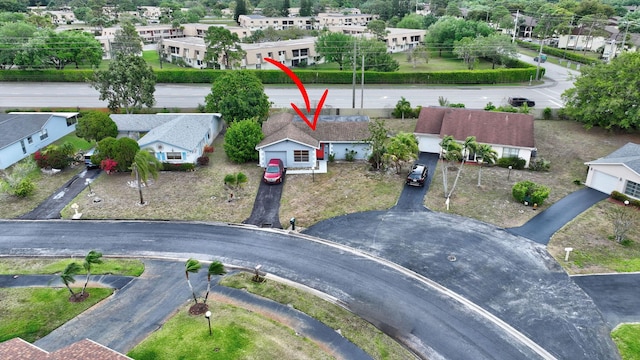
6,259,370,359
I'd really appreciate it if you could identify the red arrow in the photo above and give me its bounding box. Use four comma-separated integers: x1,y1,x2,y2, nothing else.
264,57,328,131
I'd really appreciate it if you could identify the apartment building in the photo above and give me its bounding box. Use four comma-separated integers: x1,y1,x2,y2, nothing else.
328,26,426,53
161,36,317,70
316,13,378,27
238,15,315,31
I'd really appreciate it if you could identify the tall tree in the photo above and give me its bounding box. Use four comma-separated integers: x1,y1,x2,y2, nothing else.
203,26,245,69
204,71,270,123
185,258,202,304
0,22,36,70
366,19,389,40
475,143,498,187
299,0,312,16
203,261,226,304
60,262,82,300
425,16,493,56
75,111,118,143
223,118,264,163
315,31,353,70
111,21,142,57
385,132,419,174
282,0,290,17
81,250,103,297
15,30,102,70
477,34,518,69
356,38,399,72
92,53,156,114
562,52,640,130
365,119,389,171
131,150,162,205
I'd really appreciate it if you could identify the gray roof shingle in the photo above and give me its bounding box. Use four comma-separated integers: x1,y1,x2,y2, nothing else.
0,114,52,149
137,114,215,151
587,142,640,174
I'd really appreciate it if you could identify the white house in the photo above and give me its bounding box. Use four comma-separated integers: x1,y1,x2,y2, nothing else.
0,112,79,170
110,113,222,164
584,142,640,198
414,107,536,167
255,112,371,169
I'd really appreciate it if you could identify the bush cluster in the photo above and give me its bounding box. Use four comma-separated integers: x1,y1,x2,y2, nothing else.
528,158,551,172
197,156,210,166
512,180,551,206
161,163,195,171
203,145,214,153
611,191,640,208
496,157,526,170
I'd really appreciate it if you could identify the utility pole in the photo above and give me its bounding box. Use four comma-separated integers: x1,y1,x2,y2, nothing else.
352,39,356,109
621,20,631,52
535,16,549,81
512,10,519,43
360,53,364,109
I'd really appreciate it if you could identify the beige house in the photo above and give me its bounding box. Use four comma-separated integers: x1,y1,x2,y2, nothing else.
328,26,426,53
161,37,317,69
584,142,640,198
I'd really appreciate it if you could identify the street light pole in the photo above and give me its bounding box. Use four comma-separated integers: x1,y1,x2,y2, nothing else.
205,311,212,336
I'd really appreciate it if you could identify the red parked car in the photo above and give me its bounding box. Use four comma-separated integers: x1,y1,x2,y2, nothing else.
263,158,285,184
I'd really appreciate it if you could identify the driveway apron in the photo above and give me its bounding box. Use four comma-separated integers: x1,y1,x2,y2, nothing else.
393,152,439,212
243,176,284,228
572,273,640,327
506,187,608,244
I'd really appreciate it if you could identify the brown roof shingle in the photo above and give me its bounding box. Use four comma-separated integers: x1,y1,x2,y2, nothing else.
0,338,48,360
257,113,371,149
415,107,535,148
0,338,131,360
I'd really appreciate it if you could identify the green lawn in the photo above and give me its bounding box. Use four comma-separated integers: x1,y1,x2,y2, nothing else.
0,257,145,276
53,133,93,152
0,288,113,343
142,50,182,69
612,324,640,360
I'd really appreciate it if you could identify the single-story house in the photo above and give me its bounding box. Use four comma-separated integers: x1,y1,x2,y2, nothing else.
0,337,131,359
0,112,79,170
255,113,371,169
414,107,536,167
110,113,222,164
584,142,640,198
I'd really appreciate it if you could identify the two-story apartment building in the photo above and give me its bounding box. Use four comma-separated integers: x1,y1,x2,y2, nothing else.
238,15,315,31
328,26,426,53
316,13,378,27
161,36,317,69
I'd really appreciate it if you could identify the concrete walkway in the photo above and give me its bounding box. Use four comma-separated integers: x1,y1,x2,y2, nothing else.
4,259,370,359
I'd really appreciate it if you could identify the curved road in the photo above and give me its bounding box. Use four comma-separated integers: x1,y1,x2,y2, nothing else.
0,218,619,359
0,56,577,110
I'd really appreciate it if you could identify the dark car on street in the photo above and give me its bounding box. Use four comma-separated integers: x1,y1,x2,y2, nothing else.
508,97,535,107
406,163,428,187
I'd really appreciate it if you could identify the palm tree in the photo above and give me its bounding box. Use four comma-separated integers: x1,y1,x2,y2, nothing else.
185,258,202,304
60,262,82,299
447,136,478,200
475,144,498,187
131,150,162,205
439,135,462,198
81,250,103,297
204,261,227,304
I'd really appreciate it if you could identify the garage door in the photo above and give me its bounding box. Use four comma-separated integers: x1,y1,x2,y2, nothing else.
265,151,287,167
590,170,618,195
417,136,442,153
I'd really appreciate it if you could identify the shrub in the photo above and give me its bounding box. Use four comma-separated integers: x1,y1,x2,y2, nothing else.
100,158,118,174
542,107,553,120
449,103,465,108
197,156,210,166
529,158,550,172
203,145,214,153
512,180,551,205
345,148,357,162
161,163,195,171
484,102,496,111
573,179,582,185
13,178,35,197
328,153,335,162
611,191,640,209
497,157,526,170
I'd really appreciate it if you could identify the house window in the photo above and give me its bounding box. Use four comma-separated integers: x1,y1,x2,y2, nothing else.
294,150,309,162
625,180,640,198
503,147,519,158
293,49,299,57
167,152,182,160
40,129,48,140
27,136,33,144
20,140,26,154
66,117,77,126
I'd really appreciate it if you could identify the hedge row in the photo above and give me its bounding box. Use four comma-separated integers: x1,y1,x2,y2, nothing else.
611,191,640,208
0,64,542,85
516,40,599,65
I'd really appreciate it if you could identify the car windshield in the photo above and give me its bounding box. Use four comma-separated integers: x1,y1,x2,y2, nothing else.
410,168,423,177
266,166,280,173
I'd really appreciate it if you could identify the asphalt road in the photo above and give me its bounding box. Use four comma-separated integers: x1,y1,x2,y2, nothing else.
0,220,557,359
0,55,578,110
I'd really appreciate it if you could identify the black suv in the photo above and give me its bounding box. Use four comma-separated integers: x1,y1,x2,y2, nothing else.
508,97,535,107
406,163,428,187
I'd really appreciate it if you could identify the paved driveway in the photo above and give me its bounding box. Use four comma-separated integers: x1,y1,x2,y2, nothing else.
572,273,640,327
507,188,609,244
393,152,439,212
20,168,101,220
243,175,284,228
